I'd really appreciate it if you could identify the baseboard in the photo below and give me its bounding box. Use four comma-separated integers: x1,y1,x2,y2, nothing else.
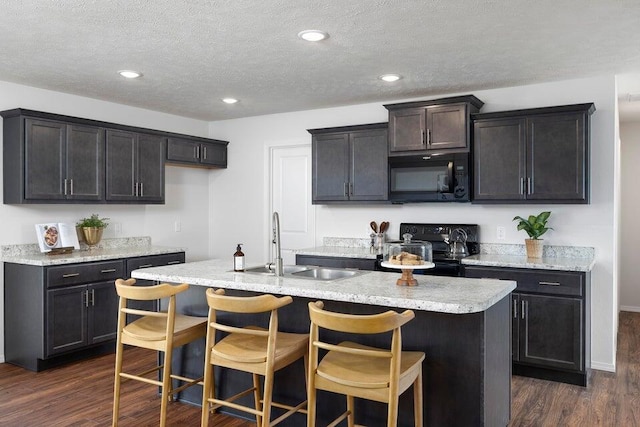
591,361,616,372
619,305,640,313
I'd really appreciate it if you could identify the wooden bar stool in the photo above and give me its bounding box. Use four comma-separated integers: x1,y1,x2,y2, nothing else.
307,301,425,427
112,278,207,427
201,288,309,427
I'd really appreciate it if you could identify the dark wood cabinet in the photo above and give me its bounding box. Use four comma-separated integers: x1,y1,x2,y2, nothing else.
2,115,104,203
166,137,228,168
385,95,484,155
309,123,388,203
295,254,378,271
105,130,165,203
464,265,590,386
1,108,230,205
3,252,184,371
472,103,595,203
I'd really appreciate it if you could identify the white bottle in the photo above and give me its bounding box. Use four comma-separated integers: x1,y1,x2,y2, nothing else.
233,243,245,272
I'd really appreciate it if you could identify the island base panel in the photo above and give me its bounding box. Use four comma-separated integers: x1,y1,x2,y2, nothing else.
170,286,511,427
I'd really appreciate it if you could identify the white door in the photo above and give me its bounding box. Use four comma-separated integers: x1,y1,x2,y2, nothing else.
270,144,315,265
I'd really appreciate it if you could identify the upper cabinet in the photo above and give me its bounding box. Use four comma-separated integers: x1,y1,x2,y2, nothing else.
309,123,388,203
105,130,165,203
2,114,105,203
1,109,229,205
472,103,595,204
166,137,228,168
384,95,484,155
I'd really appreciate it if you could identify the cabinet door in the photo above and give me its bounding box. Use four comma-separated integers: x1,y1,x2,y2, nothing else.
519,293,582,371
388,108,425,152
350,129,388,201
46,285,87,356
106,129,137,201
473,118,526,201
167,137,199,164
200,142,227,167
527,113,587,202
136,133,165,202
426,104,468,151
66,125,104,201
87,281,119,344
24,118,66,200
312,133,350,202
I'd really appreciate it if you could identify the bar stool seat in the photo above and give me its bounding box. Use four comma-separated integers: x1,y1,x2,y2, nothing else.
112,278,207,427
201,289,308,427
307,301,426,427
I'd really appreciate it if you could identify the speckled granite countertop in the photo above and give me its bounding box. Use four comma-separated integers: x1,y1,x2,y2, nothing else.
131,259,516,314
295,237,381,259
461,254,595,272
1,237,185,266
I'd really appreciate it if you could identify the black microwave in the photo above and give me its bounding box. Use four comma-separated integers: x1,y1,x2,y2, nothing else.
388,153,470,203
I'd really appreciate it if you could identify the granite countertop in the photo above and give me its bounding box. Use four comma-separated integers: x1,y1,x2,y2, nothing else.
461,254,595,272
130,259,516,314
295,246,380,259
1,237,185,266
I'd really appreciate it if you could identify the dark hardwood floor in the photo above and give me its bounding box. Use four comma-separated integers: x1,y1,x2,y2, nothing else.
1,311,639,426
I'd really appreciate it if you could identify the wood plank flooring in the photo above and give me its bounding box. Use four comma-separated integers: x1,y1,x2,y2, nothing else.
1,311,639,426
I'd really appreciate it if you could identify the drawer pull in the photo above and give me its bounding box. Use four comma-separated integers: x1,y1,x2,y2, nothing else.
138,264,153,269
167,261,181,265
62,273,80,278
521,300,526,320
539,281,561,286
101,268,117,273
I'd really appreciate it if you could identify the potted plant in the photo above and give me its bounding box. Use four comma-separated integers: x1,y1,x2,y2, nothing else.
76,214,109,248
512,211,552,258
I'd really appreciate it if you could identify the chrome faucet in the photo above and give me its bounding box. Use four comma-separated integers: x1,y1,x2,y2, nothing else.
272,211,284,276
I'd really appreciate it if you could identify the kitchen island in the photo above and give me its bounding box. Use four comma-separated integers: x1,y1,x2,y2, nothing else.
132,259,516,426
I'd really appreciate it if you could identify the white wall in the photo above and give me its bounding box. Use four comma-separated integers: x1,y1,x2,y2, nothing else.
209,75,619,371
0,80,215,361
620,121,640,311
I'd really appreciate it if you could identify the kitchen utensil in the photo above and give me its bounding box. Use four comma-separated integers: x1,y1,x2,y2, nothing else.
379,221,389,234
449,228,468,257
370,221,378,233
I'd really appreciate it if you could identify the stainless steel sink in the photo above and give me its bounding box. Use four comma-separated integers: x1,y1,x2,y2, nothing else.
242,265,310,275
241,265,366,281
291,267,360,281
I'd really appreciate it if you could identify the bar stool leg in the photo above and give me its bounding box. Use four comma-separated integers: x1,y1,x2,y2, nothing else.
201,353,213,426
160,349,173,427
262,371,275,427
347,395,355,427
112,338,124,426
414,369,423,427
253,374,263,427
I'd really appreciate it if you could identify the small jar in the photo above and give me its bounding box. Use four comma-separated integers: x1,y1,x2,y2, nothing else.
384,233,432,266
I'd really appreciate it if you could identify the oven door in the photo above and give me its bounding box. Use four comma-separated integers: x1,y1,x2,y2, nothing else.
388,153,469,203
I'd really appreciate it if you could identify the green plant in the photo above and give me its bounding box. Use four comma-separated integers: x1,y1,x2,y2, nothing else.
76,213,109,228
512,211,552,240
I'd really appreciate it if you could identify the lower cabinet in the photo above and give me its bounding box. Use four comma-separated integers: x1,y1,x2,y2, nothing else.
464,265,590,386
4,252,185,371
295,254,378,271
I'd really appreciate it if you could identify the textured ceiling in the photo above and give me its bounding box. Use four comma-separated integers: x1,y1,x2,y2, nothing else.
1,0,640,121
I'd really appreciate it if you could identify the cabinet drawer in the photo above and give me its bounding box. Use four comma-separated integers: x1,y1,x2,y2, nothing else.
126,253,185,272
464,266,584,297
47,260,125,288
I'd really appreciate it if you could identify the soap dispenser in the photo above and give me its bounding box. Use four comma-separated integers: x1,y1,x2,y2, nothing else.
233,244,245,272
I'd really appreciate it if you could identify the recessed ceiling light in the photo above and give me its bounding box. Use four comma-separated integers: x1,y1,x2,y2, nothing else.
222,98,239,104
118,70,142,79
298,30,329,42
379,74,402,82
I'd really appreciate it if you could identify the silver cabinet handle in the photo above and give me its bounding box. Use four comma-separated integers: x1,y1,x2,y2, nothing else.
527,177,532,195
138,264,153,268
349,182,353,196
513,299,517,319
101,268,117,273
521,300,526,320
62,273,80,278
520,178,525,195
426,129,431,146
344,182,348,197
202,146,207,160
167,260,181,265
421,130,426,146
63,178,68,196
69,179,74,195
194,145,199,159
91,289,95,306
539,281,561,286
84,290,90,307
139,182,144,197
134,182,138,197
